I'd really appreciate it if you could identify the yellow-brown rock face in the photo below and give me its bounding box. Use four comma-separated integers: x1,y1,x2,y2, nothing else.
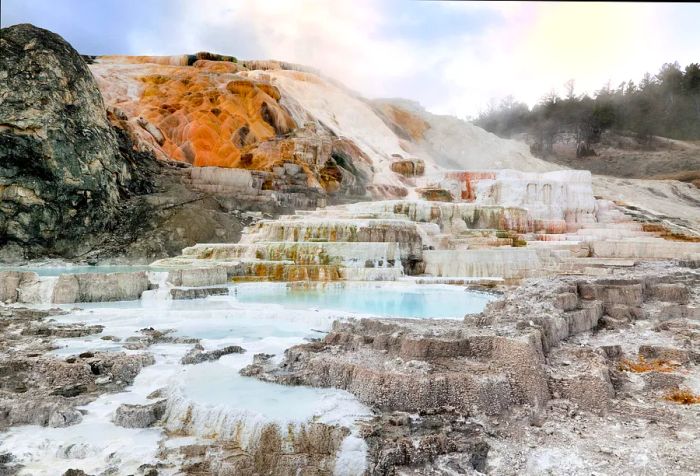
390,158,425,177
90,55,405,198
374,103,429,141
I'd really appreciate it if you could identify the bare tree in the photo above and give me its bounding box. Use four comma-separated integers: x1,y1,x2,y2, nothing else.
564,79,576,100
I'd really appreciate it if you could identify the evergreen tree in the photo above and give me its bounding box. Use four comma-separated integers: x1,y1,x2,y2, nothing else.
475,61,700,145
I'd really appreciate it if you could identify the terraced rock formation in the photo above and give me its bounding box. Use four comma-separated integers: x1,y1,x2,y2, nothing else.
3,25,699,264
243,264,700,474
88,52,571,206
155,169,700,283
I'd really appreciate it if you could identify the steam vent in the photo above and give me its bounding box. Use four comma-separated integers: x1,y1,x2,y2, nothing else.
2,16,700,476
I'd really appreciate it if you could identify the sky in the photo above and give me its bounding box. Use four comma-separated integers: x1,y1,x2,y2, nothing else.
3,1,699,118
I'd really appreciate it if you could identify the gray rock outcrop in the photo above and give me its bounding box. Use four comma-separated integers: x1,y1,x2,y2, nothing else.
0,397,84,428
0,24,155,258
0,344,154,430
169,286,228,299
181,344,245,365
0,271,36,302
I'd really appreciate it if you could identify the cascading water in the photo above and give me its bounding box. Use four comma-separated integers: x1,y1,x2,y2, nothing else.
141,271,173,302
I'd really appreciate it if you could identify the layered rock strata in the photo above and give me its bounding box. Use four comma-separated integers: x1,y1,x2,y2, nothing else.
245,318,550,415
159,419,352,476
156,169,700,283
1,268,230,305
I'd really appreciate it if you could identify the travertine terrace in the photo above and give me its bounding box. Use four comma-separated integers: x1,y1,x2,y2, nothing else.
156,168,700,284
1,26,700,476
101,53,700,475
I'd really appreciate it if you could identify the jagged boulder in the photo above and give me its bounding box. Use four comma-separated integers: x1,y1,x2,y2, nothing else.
113,400,166,428
0,24,154,257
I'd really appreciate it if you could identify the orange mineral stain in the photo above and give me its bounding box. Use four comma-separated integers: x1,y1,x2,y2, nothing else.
98,56,297,169
136,63,296,168
444,171,497,201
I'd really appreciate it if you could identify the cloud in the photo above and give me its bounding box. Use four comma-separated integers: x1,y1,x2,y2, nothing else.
411,2,699,116
177,0,422,97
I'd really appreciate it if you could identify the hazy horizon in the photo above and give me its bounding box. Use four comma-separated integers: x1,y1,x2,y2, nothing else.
3,1,698,118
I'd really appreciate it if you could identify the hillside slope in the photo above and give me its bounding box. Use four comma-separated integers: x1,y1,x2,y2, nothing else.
516,131,700,187
89,54,562,200
3,25,699,263
374,99,560,172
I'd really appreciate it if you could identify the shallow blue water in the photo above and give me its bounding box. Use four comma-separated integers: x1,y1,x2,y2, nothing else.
0,265,169,276
59,273,493,319
233,283,493,319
